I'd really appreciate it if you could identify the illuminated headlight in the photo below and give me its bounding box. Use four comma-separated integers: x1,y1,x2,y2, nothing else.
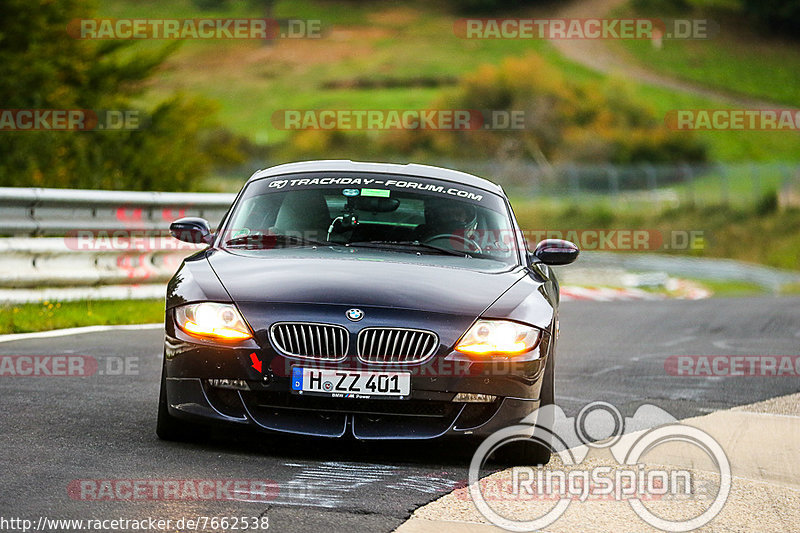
455,319,541,357
175,302,252,341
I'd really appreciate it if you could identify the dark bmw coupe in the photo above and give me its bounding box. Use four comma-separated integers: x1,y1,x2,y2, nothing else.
158,160,578,463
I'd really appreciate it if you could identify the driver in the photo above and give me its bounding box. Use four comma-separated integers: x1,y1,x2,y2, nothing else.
414,198,478,243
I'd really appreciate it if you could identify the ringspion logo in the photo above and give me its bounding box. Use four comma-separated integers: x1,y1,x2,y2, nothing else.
469,401,731,531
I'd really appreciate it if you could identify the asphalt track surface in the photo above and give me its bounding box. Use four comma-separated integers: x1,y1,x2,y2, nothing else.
1,297,799,532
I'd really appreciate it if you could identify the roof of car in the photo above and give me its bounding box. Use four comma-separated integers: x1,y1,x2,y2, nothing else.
247,160,505,195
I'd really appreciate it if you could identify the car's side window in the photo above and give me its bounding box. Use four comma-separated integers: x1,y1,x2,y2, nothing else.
228,193,284,234
273,190,333,238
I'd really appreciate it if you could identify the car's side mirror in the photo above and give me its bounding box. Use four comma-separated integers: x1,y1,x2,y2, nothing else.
170,217,213,245
531,239,579,266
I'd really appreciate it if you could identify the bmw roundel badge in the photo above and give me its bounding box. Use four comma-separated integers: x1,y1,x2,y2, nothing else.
346,308,364,321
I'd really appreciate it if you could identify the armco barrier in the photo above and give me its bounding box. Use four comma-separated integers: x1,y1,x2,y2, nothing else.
0,187,235,236
0,186,234,303
2,186,799,304
0,238,203,288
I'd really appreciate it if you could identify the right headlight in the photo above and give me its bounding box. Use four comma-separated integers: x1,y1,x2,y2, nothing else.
174,302,252,341
454,319,541,357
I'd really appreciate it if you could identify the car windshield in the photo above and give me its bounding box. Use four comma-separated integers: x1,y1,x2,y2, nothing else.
221,172,519,266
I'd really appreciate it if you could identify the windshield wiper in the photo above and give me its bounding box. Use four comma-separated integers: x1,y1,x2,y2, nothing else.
347,240,471,258
224,234,339,249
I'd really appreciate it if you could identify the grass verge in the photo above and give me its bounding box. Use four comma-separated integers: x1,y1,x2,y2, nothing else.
0,300,165,335
614,1,800,107
109,0,800,165
688,278,767,297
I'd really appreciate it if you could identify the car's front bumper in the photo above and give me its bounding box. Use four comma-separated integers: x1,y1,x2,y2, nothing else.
166,376,542,439
163,316,552,439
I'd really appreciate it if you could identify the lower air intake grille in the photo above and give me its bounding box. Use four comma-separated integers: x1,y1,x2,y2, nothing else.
270,322,348,361
357,328,437,364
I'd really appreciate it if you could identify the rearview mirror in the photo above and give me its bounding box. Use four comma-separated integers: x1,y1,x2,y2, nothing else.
532,239,579,266
351,196,400,213
170,217,213,244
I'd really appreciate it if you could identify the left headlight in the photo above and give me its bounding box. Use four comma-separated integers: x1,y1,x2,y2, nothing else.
455,319,541,357
175,302,252,341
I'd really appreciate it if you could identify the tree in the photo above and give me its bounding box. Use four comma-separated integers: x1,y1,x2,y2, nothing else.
0,0,227,190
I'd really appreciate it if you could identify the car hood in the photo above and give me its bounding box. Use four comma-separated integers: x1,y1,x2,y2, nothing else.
206,247,525,316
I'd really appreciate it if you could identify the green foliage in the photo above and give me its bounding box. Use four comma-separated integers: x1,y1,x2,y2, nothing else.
94,0,800,164
621,0,800,107
559,204,616,227
0,0,247,190
443,55,705,163
0,299,165,334
307,53,706,165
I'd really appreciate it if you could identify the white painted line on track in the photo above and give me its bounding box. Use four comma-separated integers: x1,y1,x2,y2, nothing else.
0,323,163,344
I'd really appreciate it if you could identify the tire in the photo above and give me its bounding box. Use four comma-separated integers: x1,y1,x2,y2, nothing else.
156,360,198,442
492,353,555,466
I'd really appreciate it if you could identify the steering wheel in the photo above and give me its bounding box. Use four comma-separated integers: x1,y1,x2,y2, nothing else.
423,233,482,254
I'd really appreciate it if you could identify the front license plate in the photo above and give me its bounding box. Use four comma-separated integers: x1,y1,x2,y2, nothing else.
291,367,411,399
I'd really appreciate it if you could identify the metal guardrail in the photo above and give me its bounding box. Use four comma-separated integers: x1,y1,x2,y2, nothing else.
1,185,800,304
0,238,201,289
0,187,235,236
0,187,234,302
